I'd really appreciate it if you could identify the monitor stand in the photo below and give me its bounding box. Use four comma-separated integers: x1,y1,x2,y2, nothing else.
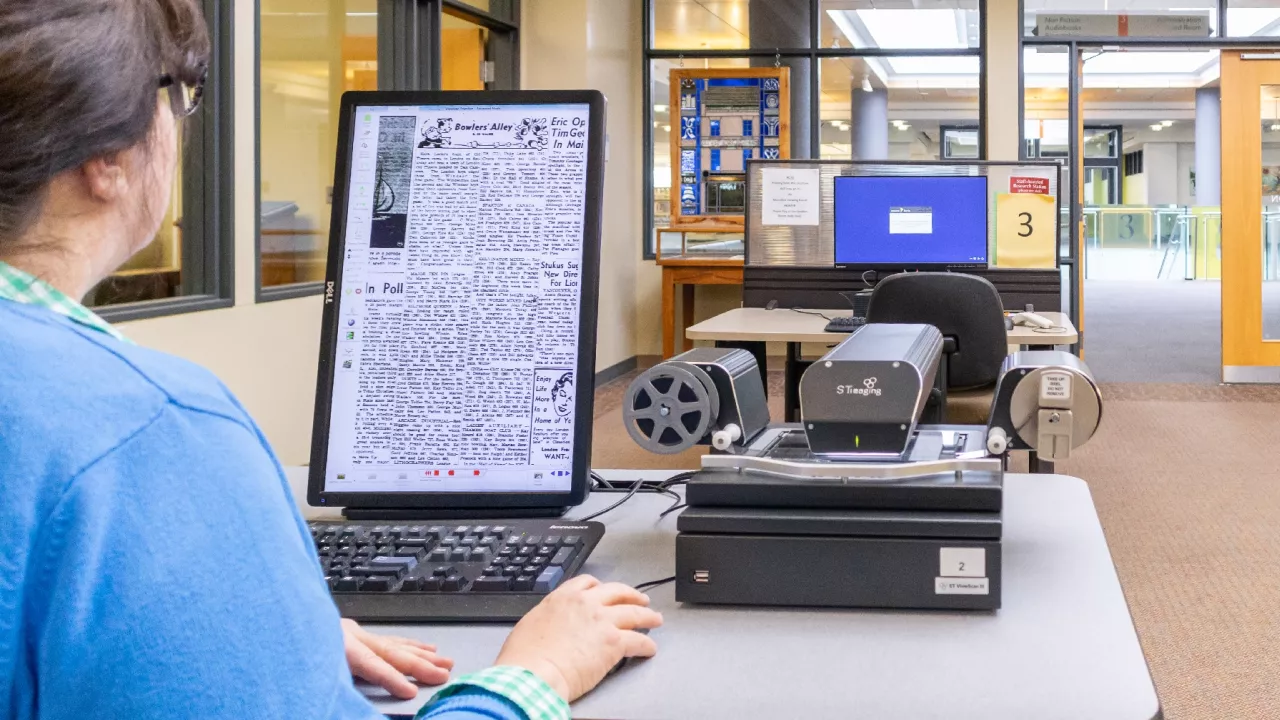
341,507,570,521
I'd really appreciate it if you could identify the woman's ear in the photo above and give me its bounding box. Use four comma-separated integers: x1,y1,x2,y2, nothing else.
81,153,131,203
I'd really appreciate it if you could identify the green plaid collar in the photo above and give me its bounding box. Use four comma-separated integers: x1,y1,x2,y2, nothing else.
422,666,569,720
0,261,129,343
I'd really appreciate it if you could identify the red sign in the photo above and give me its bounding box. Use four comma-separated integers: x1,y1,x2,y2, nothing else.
1010,176,1051,195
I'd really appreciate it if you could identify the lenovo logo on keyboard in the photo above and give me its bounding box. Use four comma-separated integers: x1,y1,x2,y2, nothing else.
549,525,590,530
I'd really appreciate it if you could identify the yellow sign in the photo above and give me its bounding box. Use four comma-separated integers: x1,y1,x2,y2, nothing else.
994,192,1056,269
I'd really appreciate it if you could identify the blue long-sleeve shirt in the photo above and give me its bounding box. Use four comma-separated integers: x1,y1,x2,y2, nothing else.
0,298,536,720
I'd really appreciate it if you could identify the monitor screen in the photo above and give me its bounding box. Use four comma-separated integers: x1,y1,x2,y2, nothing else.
833,175,989,267
319,99,595,498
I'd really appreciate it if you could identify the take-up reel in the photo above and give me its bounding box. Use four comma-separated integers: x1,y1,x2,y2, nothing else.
622,348,772,455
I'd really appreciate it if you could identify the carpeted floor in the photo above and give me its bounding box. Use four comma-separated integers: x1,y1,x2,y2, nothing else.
1083,280,1222,385
592,371,1280,720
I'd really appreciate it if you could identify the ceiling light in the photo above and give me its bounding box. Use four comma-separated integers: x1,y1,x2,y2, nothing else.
1271,123,1280,132
662,125,671,132
1150,124,1163,131
862,76,873,93
899,123,911,130
654,104,668,113
1161,120,1174,127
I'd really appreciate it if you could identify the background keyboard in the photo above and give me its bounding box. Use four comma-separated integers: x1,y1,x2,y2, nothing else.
824,316,867,333
309,520,605,622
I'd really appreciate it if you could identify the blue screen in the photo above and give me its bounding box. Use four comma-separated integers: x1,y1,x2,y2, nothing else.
833,175,988,266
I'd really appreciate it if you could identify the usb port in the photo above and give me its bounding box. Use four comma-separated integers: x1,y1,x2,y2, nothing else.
693,570,710,584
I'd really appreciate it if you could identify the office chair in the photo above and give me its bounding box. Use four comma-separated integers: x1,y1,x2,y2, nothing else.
865,272,1007,424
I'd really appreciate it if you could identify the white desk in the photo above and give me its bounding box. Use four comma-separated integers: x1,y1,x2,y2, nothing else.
685,308,1078,437
287,469,1160,720
686,307,1078,346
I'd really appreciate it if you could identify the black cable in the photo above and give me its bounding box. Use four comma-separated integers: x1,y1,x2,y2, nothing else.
787,308,832,321
572,480,644,522
634,576,676,593
589,470,614,489
574,471,696,523
658,502,687,519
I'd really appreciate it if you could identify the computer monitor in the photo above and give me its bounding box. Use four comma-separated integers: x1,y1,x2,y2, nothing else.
307,90,606,517
833,175,989,270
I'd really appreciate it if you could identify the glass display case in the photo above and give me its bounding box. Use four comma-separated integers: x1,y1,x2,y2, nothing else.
655,227,745,262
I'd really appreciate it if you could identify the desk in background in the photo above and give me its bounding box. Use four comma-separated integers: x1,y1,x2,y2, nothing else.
686,307,1079,423
658,257,743,359
286,468,1159,720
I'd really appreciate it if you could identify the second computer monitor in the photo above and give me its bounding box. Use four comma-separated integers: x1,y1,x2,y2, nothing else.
833,175,988,269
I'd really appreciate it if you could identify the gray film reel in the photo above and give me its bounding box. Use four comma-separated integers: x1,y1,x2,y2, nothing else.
623,361,721,454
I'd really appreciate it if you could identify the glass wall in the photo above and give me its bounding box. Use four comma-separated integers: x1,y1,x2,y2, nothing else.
644,0,984,256
1228,2,1280,38
818,56,980,161
259,0,378,289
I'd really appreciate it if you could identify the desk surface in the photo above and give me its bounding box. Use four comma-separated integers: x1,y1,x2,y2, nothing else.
288,469,1158,720
685,307,1079,345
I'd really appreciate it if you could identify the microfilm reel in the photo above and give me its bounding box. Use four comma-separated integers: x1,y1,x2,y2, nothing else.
623,362,720,454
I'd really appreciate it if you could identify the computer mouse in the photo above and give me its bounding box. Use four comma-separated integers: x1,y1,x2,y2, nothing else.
606,627,652,676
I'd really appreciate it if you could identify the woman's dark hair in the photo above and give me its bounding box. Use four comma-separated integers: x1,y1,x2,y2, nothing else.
0,0,209,244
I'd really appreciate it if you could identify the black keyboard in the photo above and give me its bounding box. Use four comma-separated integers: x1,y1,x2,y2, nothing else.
309,520,605,622
824,316,867,333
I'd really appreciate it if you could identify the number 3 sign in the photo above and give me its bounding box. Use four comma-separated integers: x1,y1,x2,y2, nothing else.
994,192,1057,269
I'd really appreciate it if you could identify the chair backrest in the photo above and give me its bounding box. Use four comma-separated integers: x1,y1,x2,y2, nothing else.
865,272,1006,390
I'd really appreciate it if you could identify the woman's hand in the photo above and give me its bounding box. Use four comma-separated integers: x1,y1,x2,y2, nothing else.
494,575,663,703
342,618,455,699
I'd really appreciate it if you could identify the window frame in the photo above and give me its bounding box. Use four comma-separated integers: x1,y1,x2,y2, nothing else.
641,0,989,260
97,0,235,322
255,0,521,302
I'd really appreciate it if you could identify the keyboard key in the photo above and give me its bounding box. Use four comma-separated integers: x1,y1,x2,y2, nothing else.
375,546,394,557
525,536,542,546
431,566,450,577
371,556,417,571
502,566,521,577
491,557,507,567
397,538,430,547
427,526,449,540
421,577,443,591
563,535,582,546
534,567,565,593
470,548,492,563
523,565,542,576
473,576,513,592
497,546,515,556
513,575,536,591
440,576,464,592
363,577,392,592
427,548,449,562
405,526,427,538
399,577,422,591
491,526,508,536
513,555,530,565
472,525,490,535
449,548,470,562
481,566,501,576
545,535,562,545
536,546,555,557
356,545,376,556
519,546,536,555
334,576,361,591
550,547,576,566
454,526,471,535
460,537,478,547
351,565,402,577
390,526,408,537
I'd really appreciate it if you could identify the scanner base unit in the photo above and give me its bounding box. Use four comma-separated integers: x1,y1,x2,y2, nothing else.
674,422,1002,611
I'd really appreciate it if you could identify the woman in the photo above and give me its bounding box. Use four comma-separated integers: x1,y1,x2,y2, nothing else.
0,2,661,719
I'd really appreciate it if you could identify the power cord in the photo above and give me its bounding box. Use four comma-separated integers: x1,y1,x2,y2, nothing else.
573,471,697,522
765,299,832,322
634,576,676,593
